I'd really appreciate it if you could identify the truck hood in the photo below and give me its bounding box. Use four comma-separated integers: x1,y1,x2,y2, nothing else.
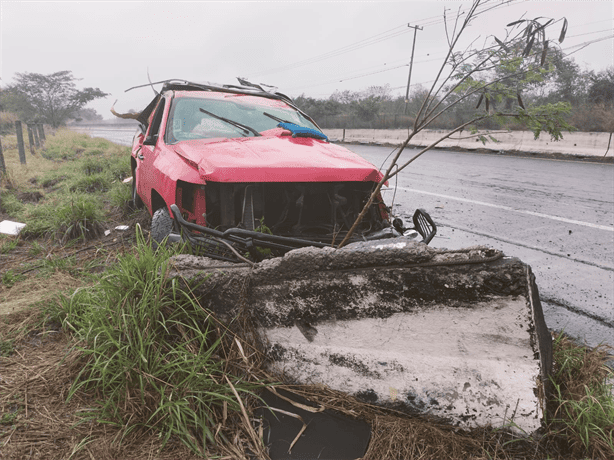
172,135,384,183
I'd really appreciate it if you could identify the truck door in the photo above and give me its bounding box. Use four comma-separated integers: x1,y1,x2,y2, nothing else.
137,98,166,211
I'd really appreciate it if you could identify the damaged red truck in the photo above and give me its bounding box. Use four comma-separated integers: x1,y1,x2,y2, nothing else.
126,79,436,261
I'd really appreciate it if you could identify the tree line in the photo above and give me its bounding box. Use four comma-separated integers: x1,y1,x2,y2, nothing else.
295,52,613,133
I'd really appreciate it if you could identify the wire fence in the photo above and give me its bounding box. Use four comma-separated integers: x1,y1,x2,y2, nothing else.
0,121,46,174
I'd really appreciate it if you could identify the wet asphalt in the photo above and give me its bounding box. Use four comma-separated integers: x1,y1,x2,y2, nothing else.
349,144,614,349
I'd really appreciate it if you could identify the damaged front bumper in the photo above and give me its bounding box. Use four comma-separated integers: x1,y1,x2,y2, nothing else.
169,204,437,263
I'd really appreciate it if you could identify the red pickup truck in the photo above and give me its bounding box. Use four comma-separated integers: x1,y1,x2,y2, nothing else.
128,80,435,261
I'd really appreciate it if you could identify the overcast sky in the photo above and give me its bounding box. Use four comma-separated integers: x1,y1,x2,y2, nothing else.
1,0,612,119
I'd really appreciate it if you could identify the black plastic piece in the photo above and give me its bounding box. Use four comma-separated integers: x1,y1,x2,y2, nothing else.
412,209,437,244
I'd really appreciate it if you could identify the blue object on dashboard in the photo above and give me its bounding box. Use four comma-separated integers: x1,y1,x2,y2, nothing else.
277,122,328,141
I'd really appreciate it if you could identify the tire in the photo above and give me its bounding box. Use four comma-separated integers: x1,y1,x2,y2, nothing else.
131,174,144,209
151,206,174,248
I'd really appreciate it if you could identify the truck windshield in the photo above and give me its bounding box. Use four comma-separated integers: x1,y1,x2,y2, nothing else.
167,96,321,143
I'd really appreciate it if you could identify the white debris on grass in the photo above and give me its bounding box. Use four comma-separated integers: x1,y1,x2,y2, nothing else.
0,220,26,236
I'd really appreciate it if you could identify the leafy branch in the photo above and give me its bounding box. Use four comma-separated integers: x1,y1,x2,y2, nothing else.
338,0,573,248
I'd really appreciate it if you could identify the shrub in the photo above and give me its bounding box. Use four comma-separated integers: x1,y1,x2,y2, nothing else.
53,194,104,243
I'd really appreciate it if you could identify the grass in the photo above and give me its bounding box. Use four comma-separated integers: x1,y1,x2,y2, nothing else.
49,228,266,456
546,334,614,458
1,128,131,244
0,236,19,254
0,338,14,357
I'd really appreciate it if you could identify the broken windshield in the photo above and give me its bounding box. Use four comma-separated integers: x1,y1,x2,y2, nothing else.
167,96,321,143
199,108,261,137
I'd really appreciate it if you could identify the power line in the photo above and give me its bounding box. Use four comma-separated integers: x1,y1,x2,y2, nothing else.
281,1,611,96
567,28,614,39
287,29,612,95
562,34,614,57
249,25,411,78
249,0,525,79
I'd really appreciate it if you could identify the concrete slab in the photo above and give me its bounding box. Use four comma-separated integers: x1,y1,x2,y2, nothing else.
170,239,552,434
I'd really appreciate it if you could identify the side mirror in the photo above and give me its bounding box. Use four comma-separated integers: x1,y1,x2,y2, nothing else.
143,133,158,146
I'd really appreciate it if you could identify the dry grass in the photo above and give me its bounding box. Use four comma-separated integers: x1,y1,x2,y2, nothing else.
0,129,64,187
0,331,206,460
0,271,82,316
270,383,546,460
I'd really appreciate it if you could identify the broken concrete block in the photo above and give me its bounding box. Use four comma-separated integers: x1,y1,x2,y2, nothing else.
170,238,552,434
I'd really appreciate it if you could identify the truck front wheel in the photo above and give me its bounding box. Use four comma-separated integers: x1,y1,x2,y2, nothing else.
151,206,173,248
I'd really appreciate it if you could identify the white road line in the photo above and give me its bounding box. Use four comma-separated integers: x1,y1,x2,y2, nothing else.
387,187,614,232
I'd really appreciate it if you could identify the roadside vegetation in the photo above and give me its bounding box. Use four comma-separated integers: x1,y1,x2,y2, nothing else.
295,65,614,134
0,128,611,459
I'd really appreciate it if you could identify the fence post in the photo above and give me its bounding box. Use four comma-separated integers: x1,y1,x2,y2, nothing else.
32,123,41,148
37,123,46,142
15,121,27,165
0,137,6,175
27,123,36,155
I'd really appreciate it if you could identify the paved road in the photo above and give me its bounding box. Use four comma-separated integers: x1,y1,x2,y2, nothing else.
70,126,136,147
75,126,613,348
347,144,614,348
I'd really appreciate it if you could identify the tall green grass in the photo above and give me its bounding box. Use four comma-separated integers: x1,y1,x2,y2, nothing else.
1,130,132,243
14,194,104,242
51,228,260,455
548,334,614,458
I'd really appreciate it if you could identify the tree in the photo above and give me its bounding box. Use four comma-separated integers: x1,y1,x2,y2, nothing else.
586,67,614,155
339,0,575,247
0,87,36,121
294,94,342,124
587,67,614,108
351,85,392,122
524,47,591,106
4,71,108,127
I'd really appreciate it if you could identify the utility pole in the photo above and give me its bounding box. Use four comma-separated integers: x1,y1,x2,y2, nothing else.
404,24,423,115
